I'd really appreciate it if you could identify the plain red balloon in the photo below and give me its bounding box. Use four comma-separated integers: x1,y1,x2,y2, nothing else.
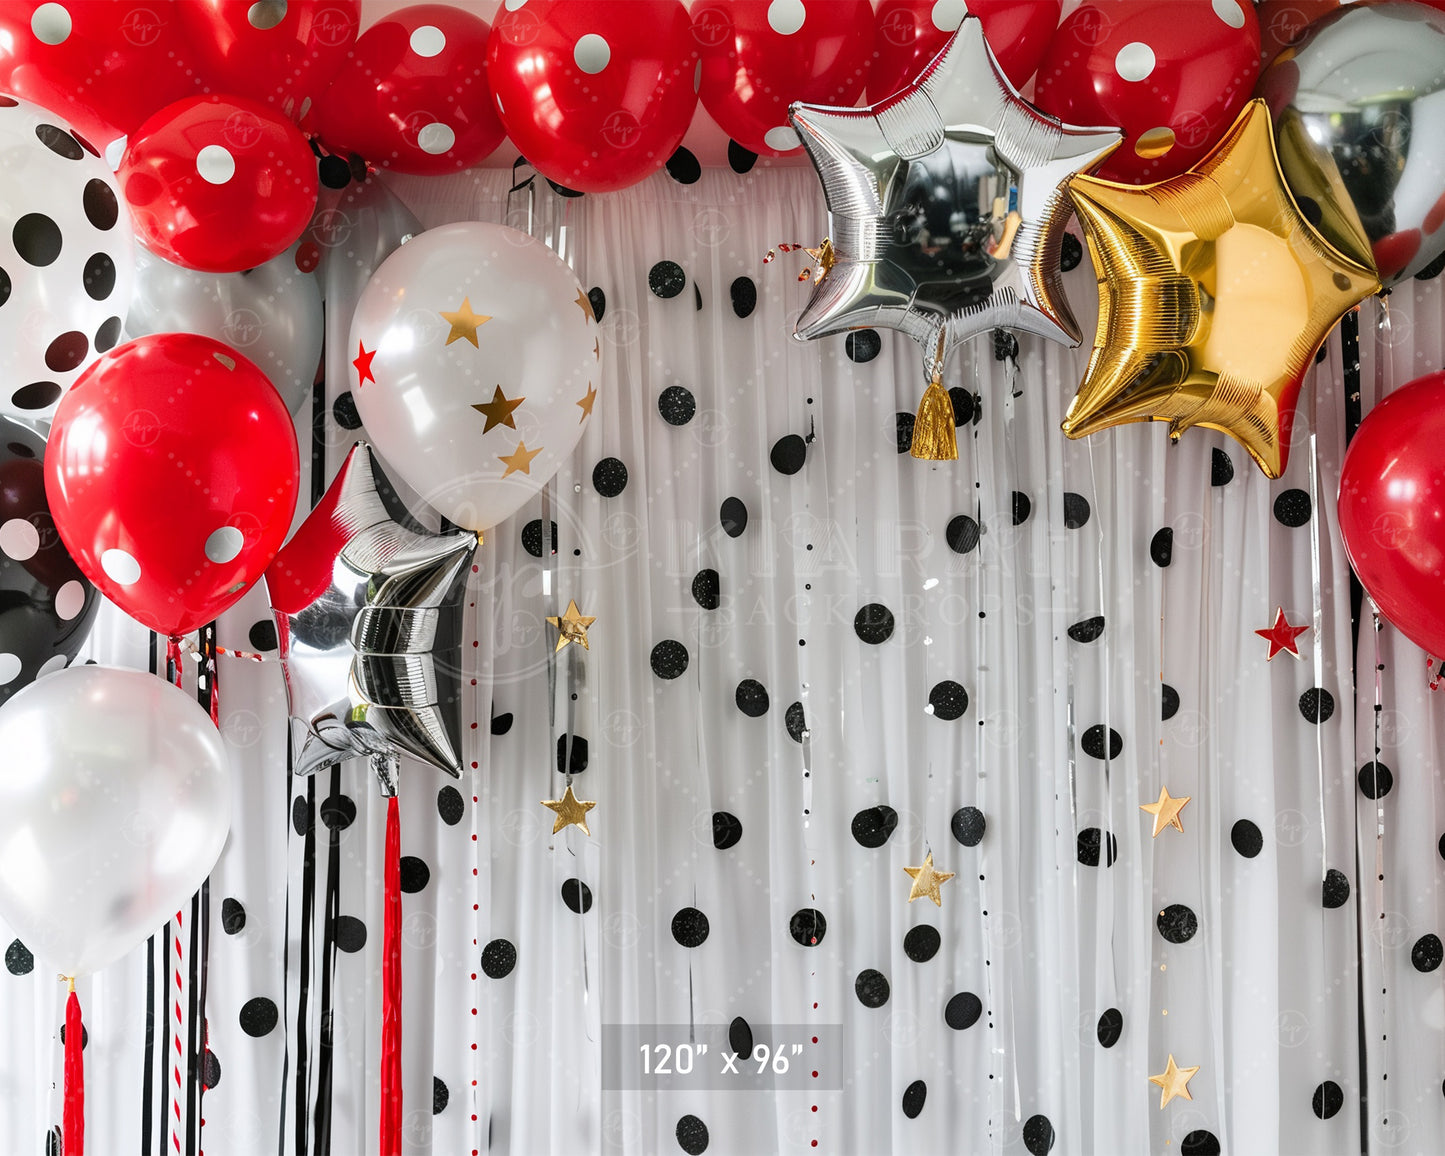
177,0,361,122
1340,373,1445,658
119,95,319,274
487,1,697,193
307,4,506,175
45,334,300,639
695,0,874,157
0,0,199,151
1032,0,1261,184
871,0,1060,100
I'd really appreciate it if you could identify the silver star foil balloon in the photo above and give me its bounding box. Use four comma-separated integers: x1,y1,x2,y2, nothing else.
266,443,478,787
788,16,1121,376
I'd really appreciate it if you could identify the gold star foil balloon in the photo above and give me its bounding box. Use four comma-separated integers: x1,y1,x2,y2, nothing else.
266,443,480,786
787,16,1121,459
1062,99,1379,478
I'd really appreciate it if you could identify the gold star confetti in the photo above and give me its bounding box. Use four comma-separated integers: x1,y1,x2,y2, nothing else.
547,599,596,652
576,382,598,421
439,296,491,347
574,288,594,321
804,236,835,278
471,384,525,433
498,440,542,478
541,784,595,836
1148,1055,1199,1109
1140,786,1190,838
903,852,955,907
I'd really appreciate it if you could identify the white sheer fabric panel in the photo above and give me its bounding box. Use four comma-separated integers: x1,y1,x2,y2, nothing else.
2,162,1440,1156
1352,284,1445,1156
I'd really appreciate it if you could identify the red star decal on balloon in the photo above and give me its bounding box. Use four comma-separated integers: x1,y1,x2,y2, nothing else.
1255,607,1308,661
353,340,377,387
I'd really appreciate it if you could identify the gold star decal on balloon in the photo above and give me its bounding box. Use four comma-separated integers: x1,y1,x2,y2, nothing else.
903,852,954,907
1140,786,1190,838
547,599,596,652
576,382,597,421
440,296,491,347
541,784,595,836
498,440,542,478
1149,1054,1200,1109
574,288,594,322
471,384,525,433
1062,99,1378,479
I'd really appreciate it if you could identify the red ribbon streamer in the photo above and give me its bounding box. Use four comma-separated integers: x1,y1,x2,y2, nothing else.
64,987,83,1156
380,795,402,1156
166,636,183,689
207,651,220,729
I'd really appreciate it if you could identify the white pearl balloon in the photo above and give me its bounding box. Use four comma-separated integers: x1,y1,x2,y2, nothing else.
0,666,231,976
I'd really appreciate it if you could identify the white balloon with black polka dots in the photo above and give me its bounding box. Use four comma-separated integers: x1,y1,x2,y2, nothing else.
0,93,133,419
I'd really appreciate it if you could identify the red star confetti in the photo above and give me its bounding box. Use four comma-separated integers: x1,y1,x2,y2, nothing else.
1255,607,1307,661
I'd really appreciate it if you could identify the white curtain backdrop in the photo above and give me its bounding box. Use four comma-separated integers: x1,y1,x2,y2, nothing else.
0,161,1441,1156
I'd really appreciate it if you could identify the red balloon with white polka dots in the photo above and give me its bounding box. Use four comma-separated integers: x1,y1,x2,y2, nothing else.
175,0,362,123
487,0,698,193
0,0,200,155
44,332,300,640
694,0,875,157
1032,0,1261,184
307,3,506,175
870,0,1061,100
118,94,320,274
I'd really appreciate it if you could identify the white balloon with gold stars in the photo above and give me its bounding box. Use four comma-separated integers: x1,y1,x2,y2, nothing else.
350,222,599,532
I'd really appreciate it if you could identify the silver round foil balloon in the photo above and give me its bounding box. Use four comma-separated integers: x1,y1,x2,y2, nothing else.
1259,1,1445,286
0,665,231,976
125,243,323,414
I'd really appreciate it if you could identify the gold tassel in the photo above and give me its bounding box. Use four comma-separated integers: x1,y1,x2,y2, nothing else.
910,331,958,461
910,380,959,460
